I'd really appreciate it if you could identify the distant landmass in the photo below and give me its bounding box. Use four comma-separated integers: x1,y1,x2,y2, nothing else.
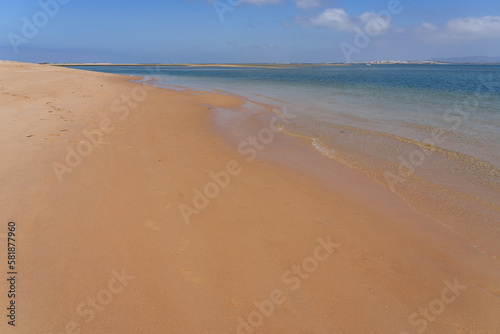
429,56,500,64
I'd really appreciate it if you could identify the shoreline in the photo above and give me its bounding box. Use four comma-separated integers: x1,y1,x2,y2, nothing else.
1,61,499,333
136,66,500,259
140,72,500,259
48,63,500,67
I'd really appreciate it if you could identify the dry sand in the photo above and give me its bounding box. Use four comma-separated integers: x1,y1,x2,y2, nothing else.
0,61,499,333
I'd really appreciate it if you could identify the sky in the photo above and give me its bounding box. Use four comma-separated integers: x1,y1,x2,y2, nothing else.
0,0,499,63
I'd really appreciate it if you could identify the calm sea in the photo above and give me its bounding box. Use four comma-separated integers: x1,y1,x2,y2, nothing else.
71,64,500,254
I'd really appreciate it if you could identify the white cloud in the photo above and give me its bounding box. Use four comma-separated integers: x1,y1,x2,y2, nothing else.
359,12,391,32
308,8,355,31
301,8,392,33
416,21,439,33
446,16,500,37
417,16,500,41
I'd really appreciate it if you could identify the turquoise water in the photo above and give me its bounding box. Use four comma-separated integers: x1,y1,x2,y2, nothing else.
70,64,500,251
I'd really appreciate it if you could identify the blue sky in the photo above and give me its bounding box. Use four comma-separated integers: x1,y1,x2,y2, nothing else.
0,0,499,63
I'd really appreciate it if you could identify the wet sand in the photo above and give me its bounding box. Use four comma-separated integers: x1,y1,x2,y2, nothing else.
0,61,499,333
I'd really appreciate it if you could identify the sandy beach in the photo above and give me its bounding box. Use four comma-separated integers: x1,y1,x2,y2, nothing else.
0,61,499,333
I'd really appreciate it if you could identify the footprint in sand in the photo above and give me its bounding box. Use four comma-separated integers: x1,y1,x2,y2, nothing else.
229,298,244,310
161,203,171,211
297,186,310,193
181,269,204,284
174,238,190,255
156,188,167,195
145,220,160,231
365,267,377,274
115,145,133,150
314,219,335,228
